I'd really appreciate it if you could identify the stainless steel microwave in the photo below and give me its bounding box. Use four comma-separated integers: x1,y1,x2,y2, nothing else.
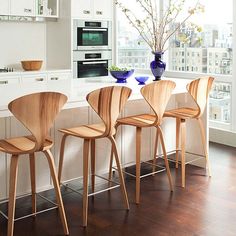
73,20,112,51
73,51,112,78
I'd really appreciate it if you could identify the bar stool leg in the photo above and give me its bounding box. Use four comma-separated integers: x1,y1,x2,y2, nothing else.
176,118,181,169
43,150,69,235
108,124,119,185
180,119,186,188
8,155,19,236
197,118,212,177
29,153,36,216
158,127,173,192
82,139,90,227
109,136,129,210
135,127,142,204
90,139,96,193
152,128,159,175
58,134,68,184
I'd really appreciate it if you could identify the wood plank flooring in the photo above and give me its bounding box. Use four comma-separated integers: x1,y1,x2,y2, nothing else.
0,142,236,236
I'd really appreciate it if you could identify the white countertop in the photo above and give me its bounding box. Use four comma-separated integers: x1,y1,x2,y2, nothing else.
0,74,191,117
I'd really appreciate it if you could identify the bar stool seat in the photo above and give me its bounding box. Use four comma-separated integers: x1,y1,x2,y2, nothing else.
0,136,53,154
164,107,198,119
60,123,115,138
117,114,156,127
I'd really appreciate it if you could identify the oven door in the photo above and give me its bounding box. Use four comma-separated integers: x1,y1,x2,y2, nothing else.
74,60,110,78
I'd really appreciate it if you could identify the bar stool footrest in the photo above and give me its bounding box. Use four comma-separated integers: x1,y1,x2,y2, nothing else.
0,193,58,222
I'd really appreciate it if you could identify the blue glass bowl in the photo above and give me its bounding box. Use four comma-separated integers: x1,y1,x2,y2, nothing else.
110,69,134,83
135,76,149,85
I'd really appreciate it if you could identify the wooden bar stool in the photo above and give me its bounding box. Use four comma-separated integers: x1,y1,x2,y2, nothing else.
58,86,131,227
109,80,176,204
164,76,214,188
0,92,69,236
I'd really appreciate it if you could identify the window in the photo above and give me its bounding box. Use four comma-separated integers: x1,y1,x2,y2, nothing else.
116,0,235,132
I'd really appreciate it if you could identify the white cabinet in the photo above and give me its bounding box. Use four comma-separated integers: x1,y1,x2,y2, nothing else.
0,0,9,15
36,0,59,18
47,72,71,96
0,76,21,109
72,0,112,20
93,0,112,20
10,0,35,16
21,73,47,93
72,0,92,19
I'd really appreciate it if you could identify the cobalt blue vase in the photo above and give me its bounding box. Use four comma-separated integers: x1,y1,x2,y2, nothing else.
150,52,166,81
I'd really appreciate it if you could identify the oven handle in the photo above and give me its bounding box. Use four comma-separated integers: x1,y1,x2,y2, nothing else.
82,61,107,65
82,28,107,32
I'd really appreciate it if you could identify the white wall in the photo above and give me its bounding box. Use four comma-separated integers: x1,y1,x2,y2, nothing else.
0,21,46,70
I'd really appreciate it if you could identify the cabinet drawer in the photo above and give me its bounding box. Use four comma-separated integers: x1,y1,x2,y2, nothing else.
47,73,70,82
21,74,47,83
0,77,20,85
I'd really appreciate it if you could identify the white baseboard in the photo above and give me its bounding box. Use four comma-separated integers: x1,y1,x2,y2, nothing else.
209,128,236,147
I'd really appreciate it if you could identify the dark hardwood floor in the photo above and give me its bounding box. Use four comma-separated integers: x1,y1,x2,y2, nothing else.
1,142,236,236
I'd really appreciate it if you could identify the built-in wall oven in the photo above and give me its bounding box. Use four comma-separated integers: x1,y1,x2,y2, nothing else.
73,20,112,51
73,51,112,78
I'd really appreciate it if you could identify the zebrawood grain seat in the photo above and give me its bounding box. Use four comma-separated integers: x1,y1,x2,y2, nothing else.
58,86,131,227
163,76,214,188
109,80,176,204
0,136,53,154
59,123,115,138
0,92,69,236
117,114,156,127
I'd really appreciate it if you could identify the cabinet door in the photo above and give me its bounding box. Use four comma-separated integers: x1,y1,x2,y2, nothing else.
93,0,112,20
47,72,71,96
0,0,9,15
10,0,35,16
71,0,92,18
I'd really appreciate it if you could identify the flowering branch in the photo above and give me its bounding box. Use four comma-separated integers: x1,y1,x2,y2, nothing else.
116,0,204,52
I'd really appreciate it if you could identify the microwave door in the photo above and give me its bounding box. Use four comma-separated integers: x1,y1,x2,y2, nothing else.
77,60,109,78
77,28,109,50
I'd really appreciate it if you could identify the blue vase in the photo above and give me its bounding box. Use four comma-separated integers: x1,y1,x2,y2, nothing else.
150,52,166,81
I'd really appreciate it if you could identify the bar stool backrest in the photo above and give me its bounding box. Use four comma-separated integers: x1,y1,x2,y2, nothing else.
187,76,214,118
141,80,176,125
86,86,132,137
8,92,68,151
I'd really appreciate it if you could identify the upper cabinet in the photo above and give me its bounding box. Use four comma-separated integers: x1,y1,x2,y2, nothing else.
93,0,112,20
36,0,59,18
0,0,59,18
0,0,10,15
72,0,112,20
10,0,35,17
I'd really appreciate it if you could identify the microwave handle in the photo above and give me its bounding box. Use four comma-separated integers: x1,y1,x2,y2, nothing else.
82,61,107,65
82,28,107,32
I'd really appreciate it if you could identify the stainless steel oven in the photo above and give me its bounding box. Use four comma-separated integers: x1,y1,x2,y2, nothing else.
73,51,112,78
73,20,112,51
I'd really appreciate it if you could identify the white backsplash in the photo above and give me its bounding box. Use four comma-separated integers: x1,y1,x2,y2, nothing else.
0,21,46,70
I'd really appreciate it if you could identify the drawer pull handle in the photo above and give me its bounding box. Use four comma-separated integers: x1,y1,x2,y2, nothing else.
96,11,103,15
51,77,59,81
0,81,8,84
83,10,90,14
24,8,32,13
35,78,44,82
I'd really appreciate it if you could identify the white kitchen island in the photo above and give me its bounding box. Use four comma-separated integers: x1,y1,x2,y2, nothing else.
0,75,208,200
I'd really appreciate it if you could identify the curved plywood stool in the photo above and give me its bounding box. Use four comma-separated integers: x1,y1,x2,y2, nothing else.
109,80,176,204
58,86,132,227
0,92,69,236
164,77,214,187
